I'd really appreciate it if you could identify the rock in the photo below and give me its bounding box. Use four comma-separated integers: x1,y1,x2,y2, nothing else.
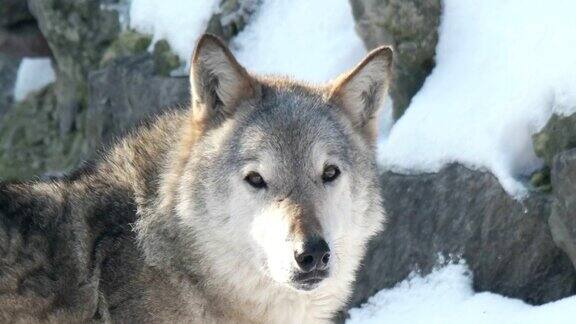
549,149,576,271
206,0,261,42
152,40,181,76
348,163,576,312
349,0,441,119
529,167,551,193
0,53,189,180
0,85,88,180
0,53,20,116
86,54,189,153
100,30,151,66
533,113,576,168
27,0,121,135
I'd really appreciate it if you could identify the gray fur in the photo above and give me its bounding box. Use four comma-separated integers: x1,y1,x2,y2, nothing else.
0,35,391,323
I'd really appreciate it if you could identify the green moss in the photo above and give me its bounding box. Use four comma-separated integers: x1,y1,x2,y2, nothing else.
153,39,181,76
0,85,88,180
533,113,576,167
529,167,551,193
101,30,152,66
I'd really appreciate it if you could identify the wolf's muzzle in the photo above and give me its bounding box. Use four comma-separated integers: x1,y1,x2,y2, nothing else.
294,237,330,273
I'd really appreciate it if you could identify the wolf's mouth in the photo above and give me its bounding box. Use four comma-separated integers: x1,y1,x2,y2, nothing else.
291,270,329,291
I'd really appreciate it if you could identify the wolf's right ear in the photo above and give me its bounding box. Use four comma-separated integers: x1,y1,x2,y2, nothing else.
328,46,393,143
190,34,260,125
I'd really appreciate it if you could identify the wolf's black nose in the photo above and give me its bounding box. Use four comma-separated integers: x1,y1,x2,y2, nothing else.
294,238,330,272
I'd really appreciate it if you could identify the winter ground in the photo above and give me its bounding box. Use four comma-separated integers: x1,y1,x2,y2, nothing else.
348,263,576,324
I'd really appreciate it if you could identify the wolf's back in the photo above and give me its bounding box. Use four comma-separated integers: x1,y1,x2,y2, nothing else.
0,177,139,322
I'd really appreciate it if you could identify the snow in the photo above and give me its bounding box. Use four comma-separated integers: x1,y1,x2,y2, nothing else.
378,0,576,197
128,0,365,82
231,0,366,83
347,263,576,324
13,57,56,102
129,0,219,62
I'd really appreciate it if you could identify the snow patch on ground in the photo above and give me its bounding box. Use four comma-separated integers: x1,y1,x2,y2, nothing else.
231,0,366,83
347,263,576,324
129,0,219,62
13,57,56,102
378,0,576,197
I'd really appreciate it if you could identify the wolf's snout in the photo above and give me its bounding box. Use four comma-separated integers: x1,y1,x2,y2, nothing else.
294,238,330,273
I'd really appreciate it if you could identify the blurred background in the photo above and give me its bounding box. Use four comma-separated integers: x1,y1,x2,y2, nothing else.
2,0,576,322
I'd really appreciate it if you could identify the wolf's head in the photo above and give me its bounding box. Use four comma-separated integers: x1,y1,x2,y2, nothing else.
176,35,391,293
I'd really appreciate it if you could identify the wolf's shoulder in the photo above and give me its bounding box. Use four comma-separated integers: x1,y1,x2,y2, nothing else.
0,175,142,321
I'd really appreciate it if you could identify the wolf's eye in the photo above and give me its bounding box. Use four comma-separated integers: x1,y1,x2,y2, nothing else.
322,165,340,183
245,172,267,189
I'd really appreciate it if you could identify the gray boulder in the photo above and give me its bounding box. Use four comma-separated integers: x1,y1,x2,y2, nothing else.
349,0,441,119
349,164,576,310
87,54,189,153
550,149,576,270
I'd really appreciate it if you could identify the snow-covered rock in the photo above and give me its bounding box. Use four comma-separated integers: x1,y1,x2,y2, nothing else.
379,0,576,197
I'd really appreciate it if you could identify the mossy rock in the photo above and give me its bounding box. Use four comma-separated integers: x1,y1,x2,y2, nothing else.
152,39,180,76
533,113,576,167
101,30,152,66
205,0,261,42
529,167,551,193
0,85,88,180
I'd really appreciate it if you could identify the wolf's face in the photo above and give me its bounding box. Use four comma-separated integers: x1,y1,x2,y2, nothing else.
178,35,391,292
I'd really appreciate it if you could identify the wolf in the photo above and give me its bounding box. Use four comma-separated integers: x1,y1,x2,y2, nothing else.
0,34,391,323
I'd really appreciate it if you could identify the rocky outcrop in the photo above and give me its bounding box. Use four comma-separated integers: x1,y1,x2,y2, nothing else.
0,85,87,179
349,164,576,310
28,0,121,135
0,0,261,181
533,113,576,168
549,149,576,270
206,0,261,42
349,0,441,119
86,54,188,153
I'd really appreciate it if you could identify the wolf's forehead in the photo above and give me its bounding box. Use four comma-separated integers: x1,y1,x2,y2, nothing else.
233,92,351,164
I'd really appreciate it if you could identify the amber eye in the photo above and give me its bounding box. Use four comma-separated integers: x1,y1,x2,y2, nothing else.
322,165,340,183
245,172,267,189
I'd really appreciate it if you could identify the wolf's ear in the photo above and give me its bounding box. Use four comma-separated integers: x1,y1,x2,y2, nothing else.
328,46,393,142
190,34,260,125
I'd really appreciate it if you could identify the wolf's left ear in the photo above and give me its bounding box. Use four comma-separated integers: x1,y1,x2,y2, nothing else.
328,46,393,142
190,34,260,125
